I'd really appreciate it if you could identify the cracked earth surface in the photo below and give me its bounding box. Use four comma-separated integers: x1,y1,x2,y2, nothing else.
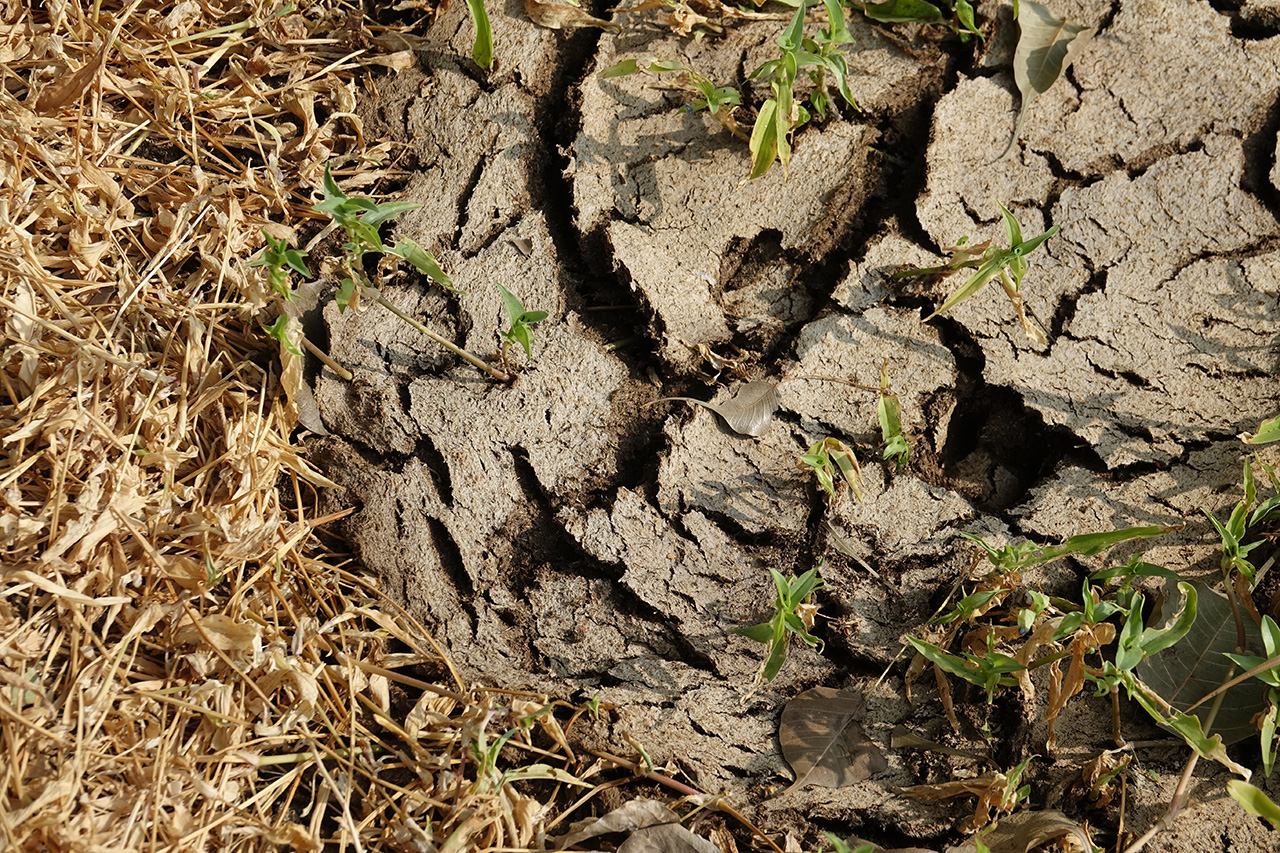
311,0,1280,848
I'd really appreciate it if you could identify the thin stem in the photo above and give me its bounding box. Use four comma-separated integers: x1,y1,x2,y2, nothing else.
368,290,511,383
302,336,353,381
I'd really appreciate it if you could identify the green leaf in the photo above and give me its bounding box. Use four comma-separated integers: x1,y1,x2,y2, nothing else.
1228,780,1280,831
601,57,640,77
778,0,807,52
749,98,781,179
497,283,526,323
506,322,535,359
1001,0,1094,158
388,239,456,291
322,161,346,203
1243,414,1280,445
263,314,303,357
820,0,853,43
954,0,981,39
466,0,493,70
861,0,942,24
520,310,549,324
999,200,1024,246
736,621,777,643
360,200,421,228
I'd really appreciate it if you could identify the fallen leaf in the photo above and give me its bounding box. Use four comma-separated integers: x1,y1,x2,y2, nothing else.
555,799,677,849
618,822,721,853
1000,1,1094,159
944,809,1093,853
657,380,779,437
780,687,886,794
1135,582,1267,744
525,0,621,32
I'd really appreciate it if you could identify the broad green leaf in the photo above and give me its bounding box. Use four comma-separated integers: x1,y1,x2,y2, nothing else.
505,323,535,358
749,98,781,179
1135,583,1267,744
647,58,685,73
954,0,981,39
466,0,493,70
1001,0,1094,158
861,0,943,24
601,57,640,77
263,314,303,357
388,239,457,291
778,1,807,51
999,200,1024,246
1228,780,1280,830
1243,414,1280,445
779,687,886,794
360,200,421,228
735,621,776,643
520,310,549,324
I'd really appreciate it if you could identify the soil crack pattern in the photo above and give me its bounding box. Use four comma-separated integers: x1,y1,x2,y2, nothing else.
310,0,1280,846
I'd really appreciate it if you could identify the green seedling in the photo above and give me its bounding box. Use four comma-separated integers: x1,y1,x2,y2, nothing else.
1225,615,1280,775
895,202,1058,345
312,163,513,383
748,0,858,178
907,634,1026,702
248,233,310,299
860,0,984,41
736,567,824,684
961,523,1174,574
496,284,549,366
798,437,863,500
601,57,744,138
466,0,493,70
877,361,909,470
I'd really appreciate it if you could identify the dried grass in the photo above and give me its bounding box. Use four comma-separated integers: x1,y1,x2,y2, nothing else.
0,1,596,849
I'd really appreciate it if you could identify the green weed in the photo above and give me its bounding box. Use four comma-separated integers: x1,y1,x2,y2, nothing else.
736,566,824,685
747,0,858,178
496,283,549,366
894,201,1057,344
798,437,864,500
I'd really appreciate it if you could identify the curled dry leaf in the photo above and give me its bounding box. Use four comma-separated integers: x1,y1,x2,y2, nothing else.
525,0,621,32
555,799,678,848
944,809,1093,853
657,380,779,437
780,687,887,794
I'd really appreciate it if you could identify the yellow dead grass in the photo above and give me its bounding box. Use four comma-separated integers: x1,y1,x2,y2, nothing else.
0,2,587,849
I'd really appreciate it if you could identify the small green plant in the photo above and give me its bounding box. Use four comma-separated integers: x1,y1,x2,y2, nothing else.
600,57,744,138
878,361,909,470
747,0,858,178
894,201,1058,344
798,437,863,500
736,566,824,685
496,284,549,367
312,163,515,382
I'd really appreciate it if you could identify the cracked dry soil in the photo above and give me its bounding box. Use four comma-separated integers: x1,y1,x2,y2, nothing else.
311,0,1280,848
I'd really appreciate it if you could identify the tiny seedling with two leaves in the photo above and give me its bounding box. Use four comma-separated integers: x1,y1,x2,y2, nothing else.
496,283,548,370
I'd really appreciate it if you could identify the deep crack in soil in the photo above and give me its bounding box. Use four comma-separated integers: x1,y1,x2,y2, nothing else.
309,0,1280,848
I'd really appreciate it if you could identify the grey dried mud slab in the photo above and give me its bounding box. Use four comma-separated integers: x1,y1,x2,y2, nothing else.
307,0,1280,840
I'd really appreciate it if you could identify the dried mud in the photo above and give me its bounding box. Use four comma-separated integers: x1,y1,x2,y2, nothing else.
311,0,1280,849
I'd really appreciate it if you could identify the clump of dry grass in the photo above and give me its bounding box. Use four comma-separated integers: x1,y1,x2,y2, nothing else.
0,1,599,849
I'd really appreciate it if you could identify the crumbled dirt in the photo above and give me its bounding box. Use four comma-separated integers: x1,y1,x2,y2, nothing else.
310,0,1280,848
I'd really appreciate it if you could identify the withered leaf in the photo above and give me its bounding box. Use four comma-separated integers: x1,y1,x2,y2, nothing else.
657,380,778,437
780,687,886,794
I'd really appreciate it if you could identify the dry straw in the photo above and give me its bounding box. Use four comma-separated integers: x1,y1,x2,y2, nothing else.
0,1,597,849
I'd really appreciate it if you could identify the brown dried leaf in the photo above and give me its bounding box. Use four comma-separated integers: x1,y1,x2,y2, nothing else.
780,687,887,794
524,0,621,31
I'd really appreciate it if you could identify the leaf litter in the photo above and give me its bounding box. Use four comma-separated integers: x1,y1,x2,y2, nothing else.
0,2,598,850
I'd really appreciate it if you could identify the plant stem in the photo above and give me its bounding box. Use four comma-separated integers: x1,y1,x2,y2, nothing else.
367,289,511,383
302,336,353,381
